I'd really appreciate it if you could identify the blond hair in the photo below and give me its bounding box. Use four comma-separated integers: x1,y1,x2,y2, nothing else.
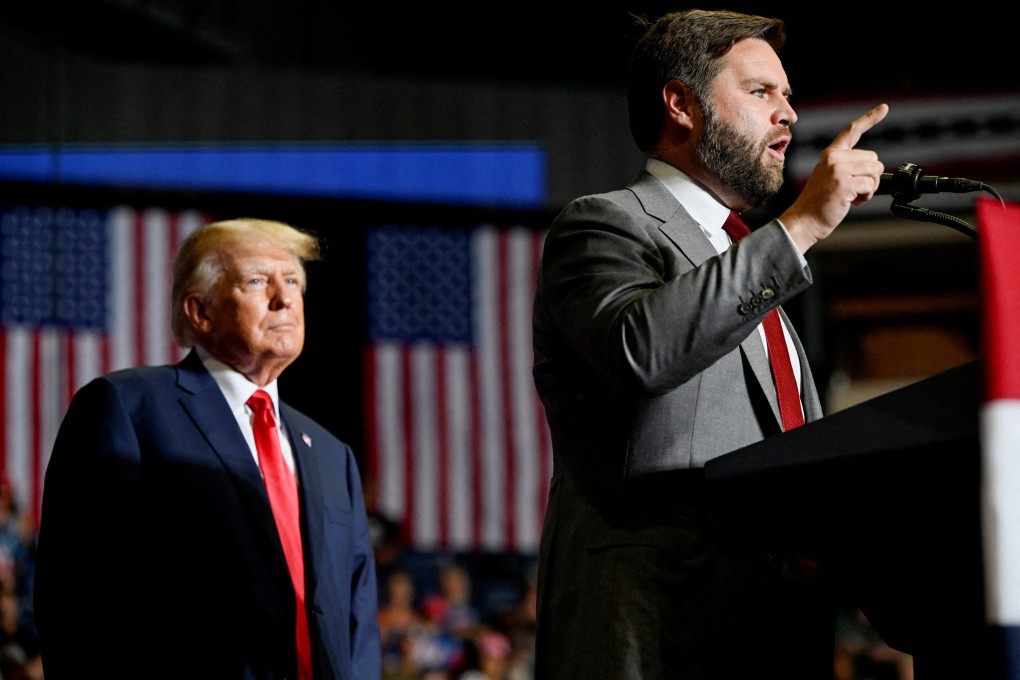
170,218,321,348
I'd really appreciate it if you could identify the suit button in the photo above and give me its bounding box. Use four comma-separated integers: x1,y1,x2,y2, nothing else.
761,287,775,299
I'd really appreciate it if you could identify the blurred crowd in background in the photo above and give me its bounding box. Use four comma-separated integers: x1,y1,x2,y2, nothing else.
0,474,912,680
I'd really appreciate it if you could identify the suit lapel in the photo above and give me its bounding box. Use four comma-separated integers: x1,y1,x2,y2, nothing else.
744,308,825,426
176,352,266,492
740,330,780,423
784,307,824,421
280,407,322,530
629,171,811,428
174,351,286,560
280,406,332,612
629,171,720,268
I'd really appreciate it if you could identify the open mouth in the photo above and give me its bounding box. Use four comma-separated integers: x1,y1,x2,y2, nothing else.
767,136,791,162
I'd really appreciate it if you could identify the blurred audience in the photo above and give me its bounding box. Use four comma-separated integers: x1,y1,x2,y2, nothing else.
2,473,908,680
370,551,909,680
497,573,536,680
364,478,405,583
0,475,41,680
379,570,425,644
422,563,481,640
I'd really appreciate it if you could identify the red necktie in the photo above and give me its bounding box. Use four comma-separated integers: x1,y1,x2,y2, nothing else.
722,211,805,431
247,389,313,680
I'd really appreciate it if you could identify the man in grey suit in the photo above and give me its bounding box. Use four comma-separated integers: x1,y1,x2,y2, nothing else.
532,9,889,679
34,219,381,679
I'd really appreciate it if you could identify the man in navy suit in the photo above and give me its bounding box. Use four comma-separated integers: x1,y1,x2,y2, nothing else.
34,218,381,679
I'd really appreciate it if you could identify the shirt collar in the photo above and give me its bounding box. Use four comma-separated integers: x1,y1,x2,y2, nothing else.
645,158,732,242
194,345,281,420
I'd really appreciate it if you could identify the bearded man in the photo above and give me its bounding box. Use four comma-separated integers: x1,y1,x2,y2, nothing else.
531,9,889,680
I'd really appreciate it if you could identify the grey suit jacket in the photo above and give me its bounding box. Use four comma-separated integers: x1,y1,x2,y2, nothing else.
532,170,826,678
534,170,822,497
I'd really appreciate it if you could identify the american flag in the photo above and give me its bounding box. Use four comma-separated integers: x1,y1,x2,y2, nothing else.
363,223,552,554
976,196,1020,678
0,204,205,522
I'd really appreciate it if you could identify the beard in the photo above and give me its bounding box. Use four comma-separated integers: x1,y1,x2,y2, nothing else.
696,103,786,207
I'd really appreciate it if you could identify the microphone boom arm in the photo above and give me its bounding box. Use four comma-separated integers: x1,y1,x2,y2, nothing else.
888,201,978,238
882,161,1004,238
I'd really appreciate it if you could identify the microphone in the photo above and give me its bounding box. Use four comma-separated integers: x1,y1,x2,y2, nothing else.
876,162,984,197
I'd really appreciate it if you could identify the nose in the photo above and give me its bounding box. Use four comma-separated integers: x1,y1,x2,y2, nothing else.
268,277,294,310
776,98,797,127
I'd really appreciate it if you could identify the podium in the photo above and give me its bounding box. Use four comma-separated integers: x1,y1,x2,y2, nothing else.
703,360,993,678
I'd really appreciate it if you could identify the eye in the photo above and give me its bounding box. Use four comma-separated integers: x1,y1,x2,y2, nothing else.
242,276,267,289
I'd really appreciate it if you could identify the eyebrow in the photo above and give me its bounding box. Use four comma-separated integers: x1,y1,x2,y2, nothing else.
743,77,792,98
236,263,302,279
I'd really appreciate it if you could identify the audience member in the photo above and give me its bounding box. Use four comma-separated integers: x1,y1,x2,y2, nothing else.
459,629,514,680
421,562,481,639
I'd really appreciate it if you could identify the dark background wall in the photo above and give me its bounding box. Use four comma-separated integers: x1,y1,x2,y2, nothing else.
4,1,1020,207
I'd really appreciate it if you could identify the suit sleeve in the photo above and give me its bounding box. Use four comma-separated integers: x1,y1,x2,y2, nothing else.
343,444,383,679
33,377,148,677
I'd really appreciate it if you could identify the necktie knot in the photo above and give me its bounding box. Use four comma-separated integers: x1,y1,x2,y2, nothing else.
723,210,751,243
247,389,272,414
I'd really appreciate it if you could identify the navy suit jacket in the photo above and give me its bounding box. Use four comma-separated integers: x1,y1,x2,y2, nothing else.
34,350,381,680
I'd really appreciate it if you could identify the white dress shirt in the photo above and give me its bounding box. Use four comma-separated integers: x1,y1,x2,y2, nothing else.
195,345,298,475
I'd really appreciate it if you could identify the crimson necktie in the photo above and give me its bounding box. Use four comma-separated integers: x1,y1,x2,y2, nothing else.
722,211,805,431
247,389,313,680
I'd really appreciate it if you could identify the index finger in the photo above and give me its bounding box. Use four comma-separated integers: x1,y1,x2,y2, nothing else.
829,103,889,150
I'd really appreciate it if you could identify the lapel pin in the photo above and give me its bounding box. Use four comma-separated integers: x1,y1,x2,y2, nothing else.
302,433,312,447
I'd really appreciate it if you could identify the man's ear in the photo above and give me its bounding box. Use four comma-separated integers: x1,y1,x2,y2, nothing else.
183,294,212,334
663,79,696,132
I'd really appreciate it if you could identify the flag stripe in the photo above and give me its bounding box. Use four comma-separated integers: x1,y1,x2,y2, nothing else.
977,196,1020,624
509,228,542,548
435,349,450,547
468,349,483,548
447,347,472,547
497,231,516,550
532,233,552,543
975,196,1020,679
476,229,506,551
365,224,550,553
1,205,205,521
134,213,147,367
31,332,44,522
